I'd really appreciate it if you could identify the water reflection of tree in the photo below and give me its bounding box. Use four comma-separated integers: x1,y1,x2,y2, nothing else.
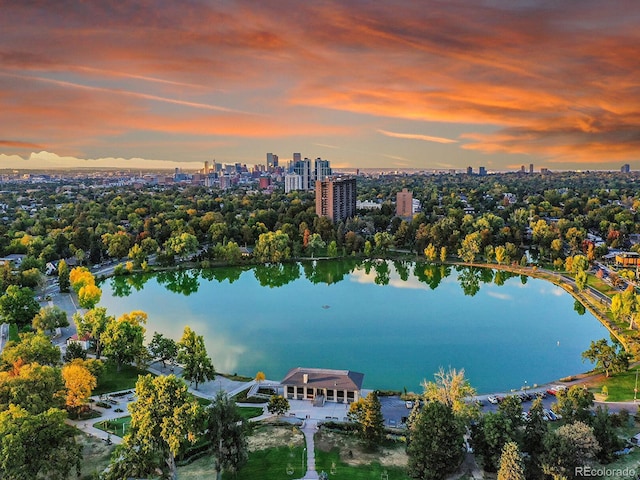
156,270,200,296
253,262,300,288
302,258,361,285
109,273,153,297
393,260,410,282
373,260,390,285
200,266,247,284
414,263,451,290
456,266,482,296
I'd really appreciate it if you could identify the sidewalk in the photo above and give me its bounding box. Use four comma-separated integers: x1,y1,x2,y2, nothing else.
298,419,319,480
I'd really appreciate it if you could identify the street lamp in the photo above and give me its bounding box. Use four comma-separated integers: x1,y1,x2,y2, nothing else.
634,369,638,403
302,447,306,472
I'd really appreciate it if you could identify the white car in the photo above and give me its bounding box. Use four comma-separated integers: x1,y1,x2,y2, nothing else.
487,395,499,404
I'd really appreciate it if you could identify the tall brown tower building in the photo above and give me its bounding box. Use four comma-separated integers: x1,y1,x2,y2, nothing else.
396,188,413,217
315,176,357,222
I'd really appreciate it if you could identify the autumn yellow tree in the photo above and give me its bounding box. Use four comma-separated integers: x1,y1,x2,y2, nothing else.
69,267,95,293
62,361,97,415
78,283,102,309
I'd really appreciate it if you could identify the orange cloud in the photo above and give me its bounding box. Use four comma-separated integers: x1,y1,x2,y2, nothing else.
377,129,457,144
0,1,639,167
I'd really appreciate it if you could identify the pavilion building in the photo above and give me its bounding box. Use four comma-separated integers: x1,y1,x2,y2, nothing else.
281,367,364,405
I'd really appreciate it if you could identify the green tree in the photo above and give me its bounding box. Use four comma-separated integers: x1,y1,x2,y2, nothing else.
422,366,477,421
523,397,548,479
57,259,70,293
0,332,61,368
148,332,178,370
553,385,594,424
458,232,482,263
497,441,525,480
101,310,147,371
306,233,326,258
591,406,623,464
223,241,242,263
267,394,290,415
164,232,199,261
31,305,69,333
582,338,630,377
348,391,385,450
254,230,291,262
74,307,113,359
111,374,202,479
63,342,87,362
407,400,464,480
327,240,338,257
364,240,372,256
541,421,599,480
102,231,132,259
374,232,393,255
471,412,516,472
0,285,40,328
498,395,524,434
177,326,215,390
0,362,65,413
0,405,82,480
205,390,249,480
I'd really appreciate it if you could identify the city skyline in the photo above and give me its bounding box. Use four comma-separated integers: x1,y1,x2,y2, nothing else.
1,1,639,171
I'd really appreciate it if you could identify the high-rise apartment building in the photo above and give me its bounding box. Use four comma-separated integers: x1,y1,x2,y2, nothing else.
315,176,357,222
292,157,312,190
479,166,487,176
314,157,332,181
529,163,534,174
396,188,413,217
621,164,631,173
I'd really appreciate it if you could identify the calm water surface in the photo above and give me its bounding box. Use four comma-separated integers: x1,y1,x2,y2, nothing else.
99,260,607,393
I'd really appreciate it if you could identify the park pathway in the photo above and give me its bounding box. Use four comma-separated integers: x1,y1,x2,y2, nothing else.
298,419,319,480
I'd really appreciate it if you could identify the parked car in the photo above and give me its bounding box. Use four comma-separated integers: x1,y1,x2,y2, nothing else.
543,409,557,421
487,395,499,405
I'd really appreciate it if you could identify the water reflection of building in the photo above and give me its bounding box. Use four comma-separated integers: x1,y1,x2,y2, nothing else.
281,367,364,405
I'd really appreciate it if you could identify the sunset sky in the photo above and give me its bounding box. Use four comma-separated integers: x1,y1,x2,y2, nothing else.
1,0,639,171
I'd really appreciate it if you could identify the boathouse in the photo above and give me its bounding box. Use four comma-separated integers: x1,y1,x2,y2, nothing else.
281,367,364,405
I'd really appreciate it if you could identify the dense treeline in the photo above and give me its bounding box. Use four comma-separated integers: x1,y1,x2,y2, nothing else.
0,172,638,287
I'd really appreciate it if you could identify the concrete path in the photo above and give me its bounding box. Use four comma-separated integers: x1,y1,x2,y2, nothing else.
298,419,319,480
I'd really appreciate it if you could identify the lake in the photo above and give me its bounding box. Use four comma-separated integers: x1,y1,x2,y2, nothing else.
98,260,608,393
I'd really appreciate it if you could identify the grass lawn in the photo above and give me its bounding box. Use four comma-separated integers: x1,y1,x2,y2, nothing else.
588,369,640,402
237,406,264,420
316,447,410,479
94,363,150,395
94,416,131,437
587,274,618,297
235,446,307,479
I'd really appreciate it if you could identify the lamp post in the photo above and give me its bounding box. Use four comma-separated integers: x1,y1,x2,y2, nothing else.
634,369,638,403
302,447,306,472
